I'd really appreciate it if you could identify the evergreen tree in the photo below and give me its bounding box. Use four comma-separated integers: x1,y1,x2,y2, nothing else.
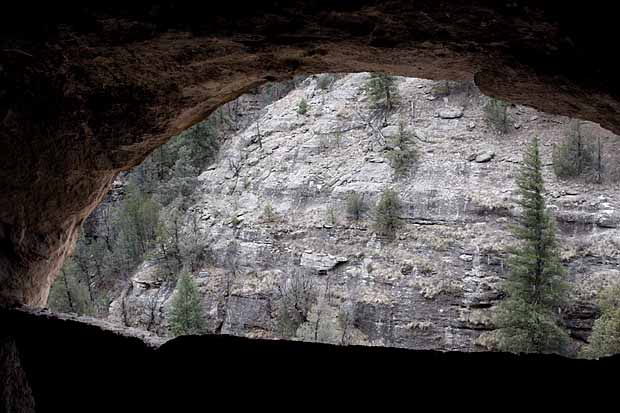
168,273,206,337
580,284,620,358
373,188,402,237
495,136,569,354
365,73,399,112
387,123,417,177
552,119,595,179
116,184,161,263
47,257,94,315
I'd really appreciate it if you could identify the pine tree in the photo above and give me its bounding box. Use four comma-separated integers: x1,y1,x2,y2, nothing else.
365,73,399,112
495,136,569,354
373,188,402,237
168,273,206,337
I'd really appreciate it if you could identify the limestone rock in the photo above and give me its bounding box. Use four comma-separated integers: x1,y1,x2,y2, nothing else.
300,252,348,271
104,73,620,356
474,151,495,163
380,125,400,139
438,107,464,119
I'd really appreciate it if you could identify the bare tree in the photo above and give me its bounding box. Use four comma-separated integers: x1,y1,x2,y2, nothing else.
339,301,356,345
255,119,262,149
228,158,242,177
276,270,318,338
216,240,240,334
145,289,161,332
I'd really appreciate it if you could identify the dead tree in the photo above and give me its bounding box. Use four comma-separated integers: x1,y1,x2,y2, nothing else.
228,158,242,177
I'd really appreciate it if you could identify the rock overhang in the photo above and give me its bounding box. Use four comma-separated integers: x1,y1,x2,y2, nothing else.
1,1,620,307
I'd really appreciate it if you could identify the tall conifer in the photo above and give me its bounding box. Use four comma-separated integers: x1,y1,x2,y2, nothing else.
169,273,206,337
495,136,569,354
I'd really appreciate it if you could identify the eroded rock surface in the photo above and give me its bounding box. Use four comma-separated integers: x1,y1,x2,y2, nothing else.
110,74,620,354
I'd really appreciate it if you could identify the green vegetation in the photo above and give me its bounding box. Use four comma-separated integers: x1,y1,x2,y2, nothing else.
581,284,620,359
325,205,337,226
262,202,277,222
387,124,417,177
373,188,402,237
168,273,206,337
230,213,242,227
345,192,367,221
430,80,450,97
47,185,162,316
365,73,399,113
117,184,161,263
494,136,570,354
47,118,221,317
296,98,309,115
553,120,602,181
484,98,510,134
317,74,335,91
47,257,96,315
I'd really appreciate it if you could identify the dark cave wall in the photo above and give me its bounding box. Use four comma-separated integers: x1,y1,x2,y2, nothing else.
1,1,620,306
0,307,616,411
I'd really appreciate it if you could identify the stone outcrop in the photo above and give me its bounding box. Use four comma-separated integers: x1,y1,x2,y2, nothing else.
300,252,348,272
3,2,620,306
111,74,620,355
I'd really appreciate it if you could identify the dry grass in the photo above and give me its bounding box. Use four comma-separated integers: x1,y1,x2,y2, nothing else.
414,277,463,300
408,320,432,330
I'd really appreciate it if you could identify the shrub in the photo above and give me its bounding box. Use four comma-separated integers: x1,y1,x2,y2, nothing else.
484,98,510,134
230,213,242,226
345,192,367,221
47,258,95,316
317,74,335,91
296,98,308,115
580,284,620,359
276,272,318,338
430,80,450,97
333,131,343,148
553,120,595,179
325,206,337,226
262,202,277,222
373,188,402,236
387,124,417,177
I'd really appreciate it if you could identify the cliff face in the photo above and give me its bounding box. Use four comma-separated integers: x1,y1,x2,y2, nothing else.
3,2,620,308
110,73,620,354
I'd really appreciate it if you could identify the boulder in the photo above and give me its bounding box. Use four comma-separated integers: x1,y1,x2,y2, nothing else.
438,108,464,119
300,252,348,271
474,151,495,163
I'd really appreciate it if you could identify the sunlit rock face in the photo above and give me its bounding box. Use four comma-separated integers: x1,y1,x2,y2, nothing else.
1,2,620,306
111,74,620,355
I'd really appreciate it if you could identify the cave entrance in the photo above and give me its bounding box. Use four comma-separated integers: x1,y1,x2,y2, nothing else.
46,72,620,356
